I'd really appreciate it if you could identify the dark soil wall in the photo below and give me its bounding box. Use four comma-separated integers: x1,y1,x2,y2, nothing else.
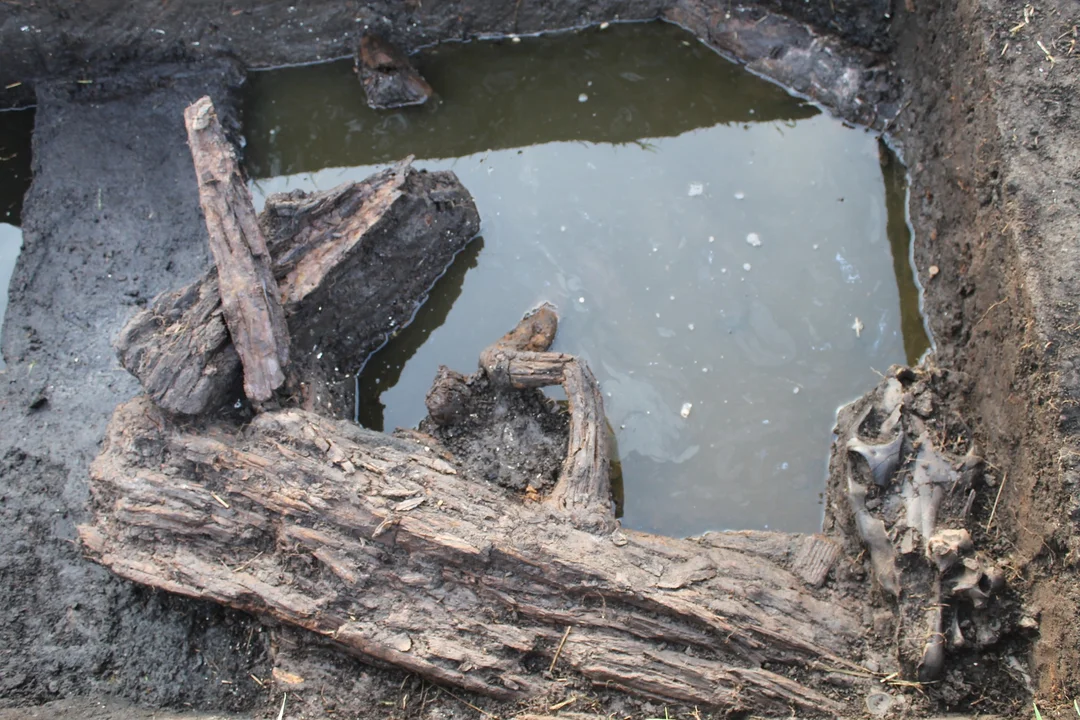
758,0,893,51
0,0,892,109
890,0,1080,707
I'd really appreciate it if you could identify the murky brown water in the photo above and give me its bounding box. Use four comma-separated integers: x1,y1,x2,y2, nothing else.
244,22,931,536
0,108,34,370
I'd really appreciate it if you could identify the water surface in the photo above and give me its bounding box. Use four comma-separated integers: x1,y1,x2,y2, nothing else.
244,22,930,536
0,108,34,370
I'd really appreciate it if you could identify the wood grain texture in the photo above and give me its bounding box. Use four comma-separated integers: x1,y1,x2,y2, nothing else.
81,393,868,714
184,96,289,404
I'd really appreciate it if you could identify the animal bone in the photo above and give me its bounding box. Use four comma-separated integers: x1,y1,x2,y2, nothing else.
949,558,1004,609
901,433,958,543
846,475,900,596
847,432,904,487
879,377,905,436
917,578,946,682
927,528,973,572
948,612,965,648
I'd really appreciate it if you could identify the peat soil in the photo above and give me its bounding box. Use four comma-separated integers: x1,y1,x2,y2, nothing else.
0,0,1079,718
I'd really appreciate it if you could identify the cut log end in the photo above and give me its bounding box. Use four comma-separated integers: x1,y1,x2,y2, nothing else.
356,34,434,109
81,390,866,715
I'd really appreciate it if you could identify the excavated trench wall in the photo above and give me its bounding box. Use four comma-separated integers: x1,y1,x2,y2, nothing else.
1,0,1075,709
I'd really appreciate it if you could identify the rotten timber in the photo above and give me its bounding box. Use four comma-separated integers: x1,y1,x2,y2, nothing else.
184,96,289,404
116,154,479,415
82,337,867,713
472,305,614,533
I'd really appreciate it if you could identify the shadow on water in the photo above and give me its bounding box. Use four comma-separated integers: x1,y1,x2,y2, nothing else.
356,237,484,431
0,108,34,226
0,107,34,369
880,140,932,365
243,23,819,179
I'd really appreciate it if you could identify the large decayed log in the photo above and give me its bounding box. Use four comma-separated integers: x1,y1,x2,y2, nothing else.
184,96,289,404
80,392,867,714
115,156,480,415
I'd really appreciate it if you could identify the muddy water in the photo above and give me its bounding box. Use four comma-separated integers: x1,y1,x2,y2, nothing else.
0,108,34,370
244,22,931,536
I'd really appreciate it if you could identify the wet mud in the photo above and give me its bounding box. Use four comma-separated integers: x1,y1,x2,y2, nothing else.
1,0,1079,718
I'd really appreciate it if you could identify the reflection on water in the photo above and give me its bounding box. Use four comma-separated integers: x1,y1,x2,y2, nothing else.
244,22,931,536
243,25,818,178
0,108,34,370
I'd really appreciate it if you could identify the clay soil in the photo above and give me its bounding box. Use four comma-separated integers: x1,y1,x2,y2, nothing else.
1,0,1080,718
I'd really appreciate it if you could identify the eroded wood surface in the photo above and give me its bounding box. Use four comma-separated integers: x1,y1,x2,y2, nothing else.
356,34,434,109
477,306,613,533
184,96,289,404
116,154,479,415
81,393,867,714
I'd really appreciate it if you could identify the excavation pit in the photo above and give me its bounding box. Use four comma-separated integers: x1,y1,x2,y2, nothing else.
0,1,1077,717
243,22,931,537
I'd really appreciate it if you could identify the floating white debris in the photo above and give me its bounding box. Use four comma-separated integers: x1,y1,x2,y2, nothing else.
687,323,695,331
578,93,588,103
812,243,819,250
560,225,566,232
734,191,745,200
836,252,860,283
708,235,715,243
600,21,610,29
793,387,800,394
510,34,521,43
746,232,761,247
852,317,864,337
680,402,693,418
743,262,752,271
687,182,704,197
578,297,585,303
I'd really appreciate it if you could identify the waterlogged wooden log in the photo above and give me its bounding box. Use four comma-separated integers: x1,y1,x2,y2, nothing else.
269,161,480,417
184,96,289,404
81,392,868,714
116,156,479,415
475,306,613,533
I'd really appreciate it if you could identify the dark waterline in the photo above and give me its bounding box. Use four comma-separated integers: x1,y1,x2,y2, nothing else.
243,22,932,536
